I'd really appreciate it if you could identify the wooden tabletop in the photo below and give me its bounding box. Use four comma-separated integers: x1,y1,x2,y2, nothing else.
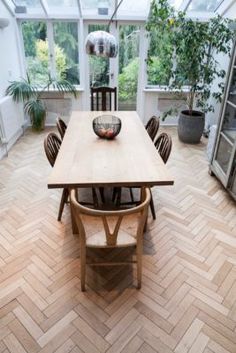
47,111,174,189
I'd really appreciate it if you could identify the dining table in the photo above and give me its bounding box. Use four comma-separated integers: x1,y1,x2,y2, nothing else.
47,111,174,231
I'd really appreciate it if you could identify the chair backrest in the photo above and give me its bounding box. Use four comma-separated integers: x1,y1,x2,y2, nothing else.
56,117,67,140
91,86,117,111
44,132,61,167
145,116,160,141
154,132,172,164
70,188,150,247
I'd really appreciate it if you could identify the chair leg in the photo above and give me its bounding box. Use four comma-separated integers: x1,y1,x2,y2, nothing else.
129,188,134,203
116,187,122,207
92,188,99,208
136,242,142,289
112,187,117,202
99,187,105,203
80,243,86,292
57,188,69,221
149,191,156,220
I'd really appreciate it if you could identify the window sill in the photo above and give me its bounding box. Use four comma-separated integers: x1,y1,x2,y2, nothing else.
144,86,190,93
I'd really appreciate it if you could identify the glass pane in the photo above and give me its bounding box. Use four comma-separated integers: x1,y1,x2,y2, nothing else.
117,0,150,18
21,21,49,85
15,0,44,14
53,22,79,84
47,0,79,15
118,25,140,111
81,0,112,16
89,25,109,87
188,0,223,12
228,68,236,106
222,103,236,143
147,30,172,86
215,134,233,174
169,0,184,10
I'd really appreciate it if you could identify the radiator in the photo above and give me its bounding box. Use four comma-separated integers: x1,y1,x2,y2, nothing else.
0,96,24,144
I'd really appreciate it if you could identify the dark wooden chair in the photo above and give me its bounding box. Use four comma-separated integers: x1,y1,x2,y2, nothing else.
91,86,117,203
70,187,150,291
44,132,68,221
147,132,172,219
154,132,172,164
91,86,117,111
145,116,160,141
44,133,99,221
56,117,67,140
113,132,172,220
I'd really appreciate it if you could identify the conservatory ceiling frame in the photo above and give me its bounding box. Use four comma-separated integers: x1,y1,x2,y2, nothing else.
2,0,235,20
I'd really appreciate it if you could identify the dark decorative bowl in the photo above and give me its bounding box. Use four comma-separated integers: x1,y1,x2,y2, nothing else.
93,115,122,140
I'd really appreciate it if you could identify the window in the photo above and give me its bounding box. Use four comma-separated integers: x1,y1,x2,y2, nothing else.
88,24,109,87
21,21,80,85
53,22,79,84
118,25,140,110
147,30,173,86
21,21,49,85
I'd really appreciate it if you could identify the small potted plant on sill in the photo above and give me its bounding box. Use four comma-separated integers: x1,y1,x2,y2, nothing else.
146,0,235,143
6,74,77,132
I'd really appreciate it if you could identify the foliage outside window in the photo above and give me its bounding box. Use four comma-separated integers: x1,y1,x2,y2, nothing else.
147,27,173,86
118,25,140,109
22,21,79,85
53,22,79,84
146,0,235,117
22,21,49,85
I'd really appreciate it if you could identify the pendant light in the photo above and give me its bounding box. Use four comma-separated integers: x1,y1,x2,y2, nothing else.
85,0,124,58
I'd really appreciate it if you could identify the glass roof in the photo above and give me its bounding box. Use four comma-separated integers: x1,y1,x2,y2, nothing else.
4,0,229,19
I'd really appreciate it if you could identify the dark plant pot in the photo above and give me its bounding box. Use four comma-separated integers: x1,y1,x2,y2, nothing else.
28,105,46,132
178,110,205,144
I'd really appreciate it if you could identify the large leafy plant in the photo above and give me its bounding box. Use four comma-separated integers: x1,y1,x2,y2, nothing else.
6,74,76,131
146,0,235,118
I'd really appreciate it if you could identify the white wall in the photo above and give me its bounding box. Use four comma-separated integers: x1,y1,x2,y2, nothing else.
0,3,22,98
0,2,24,159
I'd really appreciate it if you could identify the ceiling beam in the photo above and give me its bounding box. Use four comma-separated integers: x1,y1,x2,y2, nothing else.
2,0,15,17
39,0,49,17
76,0,82,17
179,0,192,11
216,0,236,16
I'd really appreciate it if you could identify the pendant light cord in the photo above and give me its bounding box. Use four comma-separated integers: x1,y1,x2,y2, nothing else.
107,0,124,31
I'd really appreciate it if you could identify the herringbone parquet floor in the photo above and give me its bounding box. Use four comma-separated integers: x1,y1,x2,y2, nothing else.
0,127,236,353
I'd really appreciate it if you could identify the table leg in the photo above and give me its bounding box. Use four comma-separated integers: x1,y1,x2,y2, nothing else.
70,189,79,235
141,187,148,232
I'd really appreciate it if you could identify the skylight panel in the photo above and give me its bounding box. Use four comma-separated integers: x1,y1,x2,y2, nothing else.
46,0,79,15
117,0,151,19
13,0,44,14
188,0,223,12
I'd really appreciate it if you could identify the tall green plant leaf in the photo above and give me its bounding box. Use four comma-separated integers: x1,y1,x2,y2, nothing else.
5,78,37,102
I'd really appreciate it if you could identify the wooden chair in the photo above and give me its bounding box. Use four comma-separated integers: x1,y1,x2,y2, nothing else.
44,133,99,221
145,116,160,141
148,133,172,219
70,187,151,291
113,132,172,220
56,117,67,140
44,132,68,221
154,132,172,164
91,86,117,111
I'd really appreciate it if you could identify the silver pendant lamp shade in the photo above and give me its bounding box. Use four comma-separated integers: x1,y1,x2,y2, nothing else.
85,0,124,58
85,30,118,58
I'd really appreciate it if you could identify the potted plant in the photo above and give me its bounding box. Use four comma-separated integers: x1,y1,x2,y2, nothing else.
146,0,235,143
6,74,76,131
